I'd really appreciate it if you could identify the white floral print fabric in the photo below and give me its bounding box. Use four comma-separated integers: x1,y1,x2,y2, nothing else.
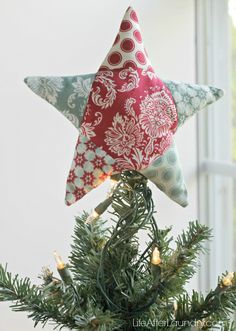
25,74,95,129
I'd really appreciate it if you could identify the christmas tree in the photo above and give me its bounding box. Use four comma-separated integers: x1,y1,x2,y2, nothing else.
1,2,233,329
0,171,236,331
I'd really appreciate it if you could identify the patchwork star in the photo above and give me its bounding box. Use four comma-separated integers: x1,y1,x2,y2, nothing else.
24,7,223,207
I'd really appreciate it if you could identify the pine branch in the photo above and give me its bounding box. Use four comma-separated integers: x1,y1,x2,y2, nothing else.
219,320,236,331
70,212,108,284
174,273,236,330
96,172,156,316
0,264,78,329
1,170,236,331
127,221,212,317
161,221,212,296
0,264,122,330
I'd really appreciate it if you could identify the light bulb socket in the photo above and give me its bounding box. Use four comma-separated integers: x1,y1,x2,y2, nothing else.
57,265,73,285
95,197,113,215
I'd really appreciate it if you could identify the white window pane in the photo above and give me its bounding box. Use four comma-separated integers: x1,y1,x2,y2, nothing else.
229,2,236,274
230,1,236,162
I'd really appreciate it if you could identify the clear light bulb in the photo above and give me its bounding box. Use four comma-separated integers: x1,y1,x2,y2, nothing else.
151,247,162,265
85,210,99,224
53,251,65,270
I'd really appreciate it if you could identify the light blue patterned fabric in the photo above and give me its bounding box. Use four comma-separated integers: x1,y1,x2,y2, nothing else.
24,74,95,129
140,141,187,207
164,80,224,127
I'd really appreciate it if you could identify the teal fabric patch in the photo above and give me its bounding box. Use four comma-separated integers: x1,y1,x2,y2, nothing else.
164,80,224,127
24,74,96,129
140,141,188,207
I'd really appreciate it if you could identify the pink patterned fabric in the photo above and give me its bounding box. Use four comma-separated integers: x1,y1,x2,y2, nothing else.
81,66,177,169
65,7,178,206
65,135,120,206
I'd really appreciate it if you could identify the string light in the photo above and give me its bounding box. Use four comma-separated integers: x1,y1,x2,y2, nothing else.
173,301,178,317
85,210,99,224
85,176,120,224
222,272,234,287
151,247,162,265
53,251,72,285
107,174,119,197
53,251,65,270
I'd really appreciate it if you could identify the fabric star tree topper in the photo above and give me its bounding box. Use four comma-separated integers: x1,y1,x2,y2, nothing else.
24,7,224,207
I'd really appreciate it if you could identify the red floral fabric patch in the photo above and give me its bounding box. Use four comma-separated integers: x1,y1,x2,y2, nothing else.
80,66,178,170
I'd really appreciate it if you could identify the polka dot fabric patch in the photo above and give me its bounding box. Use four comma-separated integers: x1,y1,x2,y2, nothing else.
102,7,151,70
140,141,188,207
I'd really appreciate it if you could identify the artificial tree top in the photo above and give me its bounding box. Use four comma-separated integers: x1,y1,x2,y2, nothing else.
0,171,236,330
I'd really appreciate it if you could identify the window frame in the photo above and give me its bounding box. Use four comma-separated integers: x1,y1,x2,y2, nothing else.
195,0,235,292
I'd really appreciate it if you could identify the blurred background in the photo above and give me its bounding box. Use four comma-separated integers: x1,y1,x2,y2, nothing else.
0,0,235,330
